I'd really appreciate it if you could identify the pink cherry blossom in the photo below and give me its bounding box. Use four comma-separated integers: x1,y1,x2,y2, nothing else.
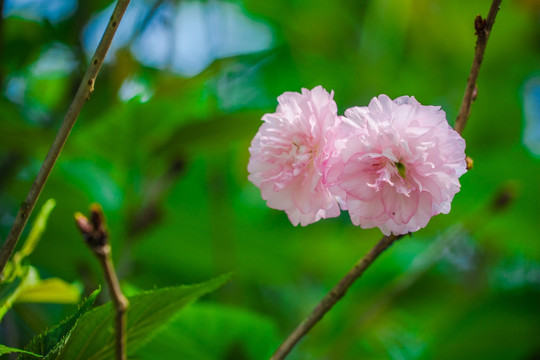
248,86,342,226
329,95,467,235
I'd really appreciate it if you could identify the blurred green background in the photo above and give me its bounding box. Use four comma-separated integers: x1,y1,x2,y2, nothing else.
1,0,540,358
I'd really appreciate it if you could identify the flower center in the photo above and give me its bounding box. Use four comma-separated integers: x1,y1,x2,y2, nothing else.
291,138,314,160
395,161,406,178
283,135,316,177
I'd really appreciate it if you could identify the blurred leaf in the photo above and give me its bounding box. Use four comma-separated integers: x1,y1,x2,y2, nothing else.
0,345,41,357
56,274,231,359
58,160,124,212
28,76,71,112
0,266,80,321
16,278,80,304
135,303,281,360
155,111,261,158
2,199,56,282
0,266,32,320
0,98,49,153
16,199,56,262
3,18,53,71
0,199,74,320
21,288,100,360
425,292,540,360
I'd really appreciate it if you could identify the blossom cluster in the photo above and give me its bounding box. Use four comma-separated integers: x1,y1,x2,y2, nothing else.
248,86,467,235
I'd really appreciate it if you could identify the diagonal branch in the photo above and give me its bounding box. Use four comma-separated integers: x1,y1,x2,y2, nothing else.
270,234,402,360
454,0,502,135
0,0,132,276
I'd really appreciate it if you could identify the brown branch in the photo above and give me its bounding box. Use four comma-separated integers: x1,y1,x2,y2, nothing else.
454,0,502,135
270,234,402,360
96,246,128,360
0,0,132,276
75,204,129,360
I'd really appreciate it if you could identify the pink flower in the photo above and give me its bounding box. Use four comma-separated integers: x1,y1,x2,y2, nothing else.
329,95,467,235
248,86,342,226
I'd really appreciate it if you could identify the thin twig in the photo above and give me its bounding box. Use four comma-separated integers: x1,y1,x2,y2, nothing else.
329,183,516,357
75,204,129,360
270,234,402,360
96,246,128,360
0,0,132,276
455,0,502,135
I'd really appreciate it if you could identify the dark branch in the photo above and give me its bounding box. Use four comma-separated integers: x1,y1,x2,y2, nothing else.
270,234,402,360
454,0,502,135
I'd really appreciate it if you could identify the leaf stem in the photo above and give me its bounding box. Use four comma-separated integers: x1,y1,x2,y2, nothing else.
454,0,502,135
270,234,402,360
0,0,132,276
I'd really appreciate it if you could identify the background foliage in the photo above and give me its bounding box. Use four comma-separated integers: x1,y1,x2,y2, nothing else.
1,0,540,359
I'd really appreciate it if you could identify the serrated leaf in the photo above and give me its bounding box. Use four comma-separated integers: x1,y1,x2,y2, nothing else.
21,288,101,360
0,345,41,357
55,273,231,360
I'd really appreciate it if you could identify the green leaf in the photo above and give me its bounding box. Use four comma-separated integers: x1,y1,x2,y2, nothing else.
0,266,34,320
135,303,281,360
0,200,78,320
0,267,80,321
18,199,57,261
16,278,80,304
21,288,101,360
1,199,56,283
56,274,231,360
0,345,41,357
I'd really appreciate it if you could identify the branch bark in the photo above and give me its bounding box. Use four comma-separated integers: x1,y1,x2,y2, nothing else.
75,204,128,360
95,245,129,360
454,0,502,135
0,0,132,276
270,234,402,360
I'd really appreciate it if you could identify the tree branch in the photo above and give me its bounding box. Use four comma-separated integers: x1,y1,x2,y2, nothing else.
454,0,502,135
0,0,132,276
95,246,128,360
270,234,402,360
75,204,128,360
